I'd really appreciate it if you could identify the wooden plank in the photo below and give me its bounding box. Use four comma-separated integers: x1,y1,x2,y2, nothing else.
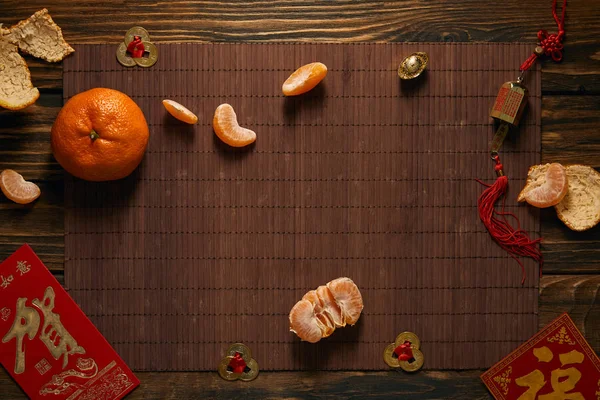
0,369,493,399
540,275,600,352
542,95,600,165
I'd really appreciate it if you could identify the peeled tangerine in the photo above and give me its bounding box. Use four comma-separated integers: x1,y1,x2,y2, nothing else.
0,169,41,204
518,163,568,208
162,100,198,124
213,104,256,147
289,277,363,343
282,62,328,96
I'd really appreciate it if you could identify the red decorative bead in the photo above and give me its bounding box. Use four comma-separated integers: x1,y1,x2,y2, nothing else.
393,341,414,361
228,352,247,374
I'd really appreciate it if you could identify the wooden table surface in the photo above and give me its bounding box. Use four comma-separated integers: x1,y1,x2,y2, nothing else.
1,1,599,398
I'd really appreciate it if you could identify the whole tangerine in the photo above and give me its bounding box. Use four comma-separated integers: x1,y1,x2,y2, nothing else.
51,88,149,181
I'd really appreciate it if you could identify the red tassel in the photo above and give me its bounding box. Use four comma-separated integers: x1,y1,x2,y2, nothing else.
477,157,543,284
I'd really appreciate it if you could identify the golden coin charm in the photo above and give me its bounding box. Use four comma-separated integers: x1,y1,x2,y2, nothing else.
124,26,150,46
398,52,429,80
116,27,158,68
116,43,136,67
134,42,158,68
218,343,259,382
383,331,424,372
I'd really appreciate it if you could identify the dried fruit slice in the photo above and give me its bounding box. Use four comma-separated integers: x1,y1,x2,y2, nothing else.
518,163,568,208
4,9,74,62
316,285,344,328
0,38,39,110
213,104,256,147
555,165,600,231
162,99,198,124
289,299,324,343
327,277,364,325
0,169,41,204
282,62,328,96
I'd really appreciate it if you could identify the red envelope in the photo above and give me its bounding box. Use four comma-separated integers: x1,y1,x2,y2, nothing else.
481,312,600,399
0,244,139,399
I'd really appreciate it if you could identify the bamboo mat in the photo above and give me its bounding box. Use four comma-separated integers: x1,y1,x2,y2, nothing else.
63,43,541,371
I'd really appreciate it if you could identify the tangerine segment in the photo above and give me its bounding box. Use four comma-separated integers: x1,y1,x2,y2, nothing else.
327,277,364,325
316,285,344,328
162,99,198,124
282,62,328,96
303,289,336,337
289,299,324,343
213,104,256,147
524,163,568,208
0,169,41,204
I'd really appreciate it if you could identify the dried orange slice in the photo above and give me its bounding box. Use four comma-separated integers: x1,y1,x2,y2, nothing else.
289,299,325,343
162,99,198,124
213,104,256,147
0,169,41,204
518,163,568,208
289,277,363,342
327,277,364,325
282,62,328,96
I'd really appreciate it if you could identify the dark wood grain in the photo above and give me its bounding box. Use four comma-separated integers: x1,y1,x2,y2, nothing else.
0,369,492,399
0,0,599,398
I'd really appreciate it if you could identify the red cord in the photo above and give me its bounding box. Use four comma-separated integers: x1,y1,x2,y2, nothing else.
476,156,543,284
393,341,414,361
127,36,145,58
228,352,247,374
520,0,567,72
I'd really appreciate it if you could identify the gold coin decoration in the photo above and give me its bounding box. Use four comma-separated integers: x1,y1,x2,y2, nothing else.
116,26,157,68
124,26,150,45
134,42,158,68
115,43,136,67
217,343,259,382
398,52,428,80
226,343,252,362
382,331,425,372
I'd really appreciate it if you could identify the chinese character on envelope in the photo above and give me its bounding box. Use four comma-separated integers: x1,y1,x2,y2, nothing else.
0,244,139,399
481,313,600,399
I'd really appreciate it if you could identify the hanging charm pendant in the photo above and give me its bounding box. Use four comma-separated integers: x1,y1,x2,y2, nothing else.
383,332,424,372
490,80,528,126
217,343,259,382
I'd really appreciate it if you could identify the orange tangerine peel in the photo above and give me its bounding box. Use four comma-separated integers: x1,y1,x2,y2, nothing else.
289,277,363,343
212,103,256,147
282,62,328,96
162,99,198,124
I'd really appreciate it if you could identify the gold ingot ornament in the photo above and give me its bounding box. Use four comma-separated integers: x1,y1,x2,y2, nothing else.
217,343,259,382
116,26,158,68
398,52,428,80
383,331,424,372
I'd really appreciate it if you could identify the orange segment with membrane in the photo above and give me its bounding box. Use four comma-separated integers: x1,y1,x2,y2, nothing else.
289,277,363,342
289,299,324,344
302,289,335,337
327,277,364,325
0,169,41,204
213,103,256,147
282,62,328,96
316,285,344,328
162,99,198,124
523,163,568,208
